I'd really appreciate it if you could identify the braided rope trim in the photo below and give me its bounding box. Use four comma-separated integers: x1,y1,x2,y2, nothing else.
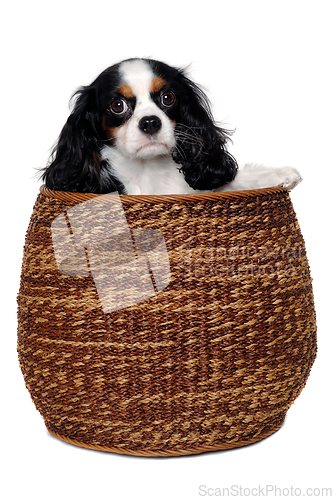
47,419,285,457
39,184,286,205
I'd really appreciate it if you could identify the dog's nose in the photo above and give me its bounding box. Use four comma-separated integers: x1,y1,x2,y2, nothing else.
139,116,162,135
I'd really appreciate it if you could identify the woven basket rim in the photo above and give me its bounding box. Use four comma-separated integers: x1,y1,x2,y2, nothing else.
39,184,286,204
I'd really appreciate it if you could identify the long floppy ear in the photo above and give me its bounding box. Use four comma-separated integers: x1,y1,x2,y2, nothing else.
172,74,238,191
42,85,123,193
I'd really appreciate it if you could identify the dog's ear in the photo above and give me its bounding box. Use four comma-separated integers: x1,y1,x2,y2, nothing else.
172,75,238,190
42,85,122,193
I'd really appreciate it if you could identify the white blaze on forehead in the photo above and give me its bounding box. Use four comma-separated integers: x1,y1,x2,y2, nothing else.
119,59,154,102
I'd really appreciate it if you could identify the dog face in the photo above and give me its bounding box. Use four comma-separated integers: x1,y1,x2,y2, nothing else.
43,58,237,194
101,59,177,160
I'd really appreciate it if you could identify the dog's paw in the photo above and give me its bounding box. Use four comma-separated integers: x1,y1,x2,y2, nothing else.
275,167,303,190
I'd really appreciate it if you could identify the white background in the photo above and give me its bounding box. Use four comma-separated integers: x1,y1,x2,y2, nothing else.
1,0,332,498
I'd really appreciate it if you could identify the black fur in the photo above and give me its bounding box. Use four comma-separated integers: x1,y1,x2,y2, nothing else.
42,58,237,193
43,64,126,193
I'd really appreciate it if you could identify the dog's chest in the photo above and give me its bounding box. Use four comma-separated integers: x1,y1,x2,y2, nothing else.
102,147,196,195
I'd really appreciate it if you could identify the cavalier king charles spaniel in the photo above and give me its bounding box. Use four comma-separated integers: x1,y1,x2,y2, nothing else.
42,58,302,195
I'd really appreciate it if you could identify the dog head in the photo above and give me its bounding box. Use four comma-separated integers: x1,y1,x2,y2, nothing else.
43,58,237,193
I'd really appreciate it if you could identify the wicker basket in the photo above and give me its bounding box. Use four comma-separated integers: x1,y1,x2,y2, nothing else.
17,185,316,456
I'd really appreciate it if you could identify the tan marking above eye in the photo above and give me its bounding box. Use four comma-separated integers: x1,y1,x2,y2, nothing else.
118,84,134,98
150,77,166,93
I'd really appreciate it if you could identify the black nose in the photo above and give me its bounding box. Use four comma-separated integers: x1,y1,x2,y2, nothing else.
139,116,162,135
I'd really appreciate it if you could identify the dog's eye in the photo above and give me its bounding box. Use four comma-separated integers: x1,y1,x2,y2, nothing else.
110,99,129,115
161,91,175,108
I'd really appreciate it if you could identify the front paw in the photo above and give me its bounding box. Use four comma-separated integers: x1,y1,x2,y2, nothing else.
276,167,303,190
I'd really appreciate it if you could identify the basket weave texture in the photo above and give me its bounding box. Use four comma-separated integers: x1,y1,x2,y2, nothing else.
17,186,317,456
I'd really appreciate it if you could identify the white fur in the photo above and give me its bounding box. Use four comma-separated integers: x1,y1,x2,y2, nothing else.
102,59,302,195
101,148,195,195
216,163,303,192
115,60,176,160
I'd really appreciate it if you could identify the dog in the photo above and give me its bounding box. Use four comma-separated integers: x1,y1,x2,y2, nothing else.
42,58,302,195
